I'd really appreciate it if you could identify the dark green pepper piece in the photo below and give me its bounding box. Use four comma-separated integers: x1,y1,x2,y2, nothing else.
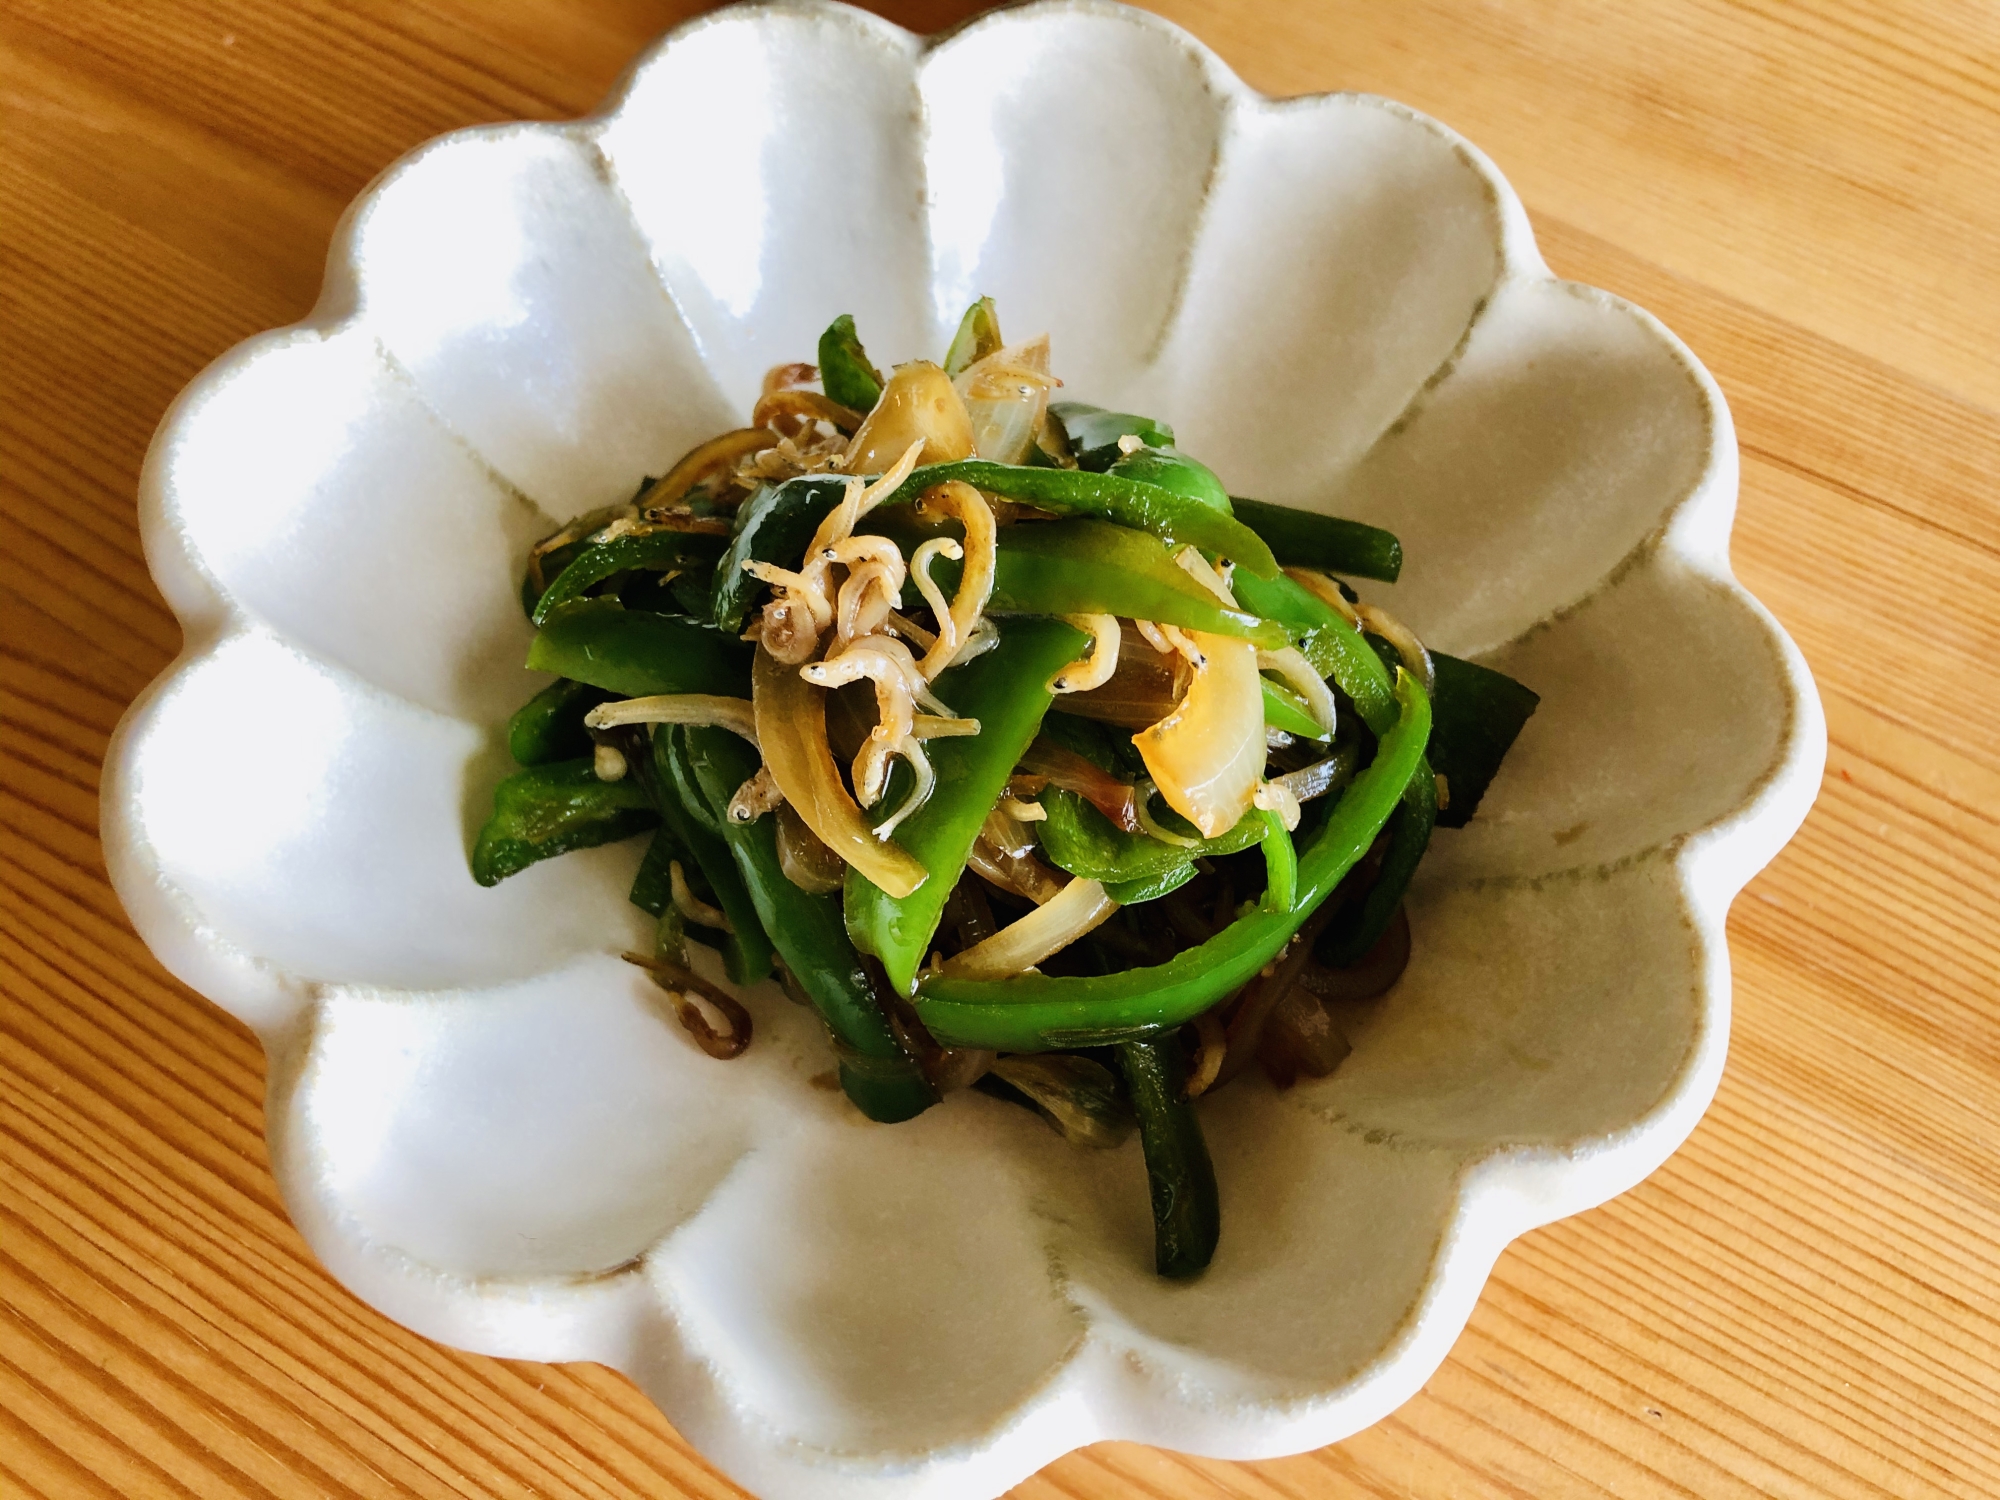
844,616,1088,995
471,757,656,886
527,597,752,699
943,296,1002,376
882,461,1280,578
1116,1035,1220,1278
913,668,1430,1051
709,475,851,631
679,726,936,1124
651,728,774,986
1105,445,1231,512
1318,755,1436,967
1427,653,1539,828
531,529,726,625
1230,496,1403,583
1037,790,1265,885
1048,402,1175,470
627,824,685,917
817,313,884,412
507,678,614,766
1101,863,1198,905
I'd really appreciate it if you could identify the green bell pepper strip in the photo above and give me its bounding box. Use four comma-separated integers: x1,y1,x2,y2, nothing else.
1102,863,1198,905
1229,496,1403,584
881,461,1281,578
1105,445,1231,512
943,296,1002,376
1318,755,1436,967
1227,569,1398,734
507,677,614,765
912,669,1431,1051
1116,1035,1220,1278
470,757,657,886
679,725,937,1124
649,729,774,986
628,823,691,917
709,476,851,631
1261,678,1328,740
817,313,884,412
885,516,1288,650
531,529,726,625
1037,788,1266,885
1258,808,1298,914
844,616,1087,995
528,598,753,699
1427,652,1540,828
1048,402,1175,471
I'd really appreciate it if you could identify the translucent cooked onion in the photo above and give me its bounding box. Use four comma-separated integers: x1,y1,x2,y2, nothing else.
844,361,974,474
1285,566,1362,627
988,1054,1134,1149
1356,602,1436,698
751,388,864,436
1133,778,1199,848
585,694,759,744
1257,646,1338,737
1253,778,1303,832
940,876,1117,979
953,334,1057,466
1062,624,1188,729
775,804,845,894
1018,738,1141,832
1272,746,1360,804
751,647,927,897
1132,628,1265,838
638,427,776,511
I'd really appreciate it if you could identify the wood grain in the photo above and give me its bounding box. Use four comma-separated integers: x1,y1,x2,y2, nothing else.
3,1,1996,1495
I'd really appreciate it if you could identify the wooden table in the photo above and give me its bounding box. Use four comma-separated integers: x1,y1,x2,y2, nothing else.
5,2,1995,1494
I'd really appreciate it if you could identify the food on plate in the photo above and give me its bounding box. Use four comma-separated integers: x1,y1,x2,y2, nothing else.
474,300,1539,1277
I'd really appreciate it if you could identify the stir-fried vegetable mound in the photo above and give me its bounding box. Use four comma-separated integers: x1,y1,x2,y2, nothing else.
475,302,1539,1277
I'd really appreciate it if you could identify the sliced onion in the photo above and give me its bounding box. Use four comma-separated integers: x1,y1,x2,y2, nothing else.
1272,746,1360,804
1284,567,1362,627
941,876,1117,979
1133,779,1200,848
1355,603,1436,698
1018,738,1141,832
638,427,776,511
966,835,1068,906
988,1054,1134,1149
775,804,846,894
1258,646,1338,737
1132,628,1266,838
585,694,758,744
751,388,864,436
845,361,974,474
953,334,1056,466
752,647,927,897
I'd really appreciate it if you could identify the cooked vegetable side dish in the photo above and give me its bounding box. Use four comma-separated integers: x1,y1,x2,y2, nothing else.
475,301,1539,1278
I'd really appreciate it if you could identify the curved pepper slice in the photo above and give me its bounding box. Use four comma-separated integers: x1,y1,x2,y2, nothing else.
844,616,1087,995
528,598,752,699
680,725,935,1124
882,460,1280,577
1229,496,1403,584
532,529,725,625
912,668,1431,1052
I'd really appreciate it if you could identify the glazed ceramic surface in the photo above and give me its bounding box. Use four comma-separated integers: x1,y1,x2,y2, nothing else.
102,3,1824,1496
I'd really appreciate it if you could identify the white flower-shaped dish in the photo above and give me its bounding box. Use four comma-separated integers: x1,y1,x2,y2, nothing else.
103,3,1823,1496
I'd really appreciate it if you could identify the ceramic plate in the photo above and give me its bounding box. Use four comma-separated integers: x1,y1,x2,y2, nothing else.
103,3,1823,1496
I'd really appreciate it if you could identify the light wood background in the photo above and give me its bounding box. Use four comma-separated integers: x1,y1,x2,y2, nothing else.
4,1,1996,1495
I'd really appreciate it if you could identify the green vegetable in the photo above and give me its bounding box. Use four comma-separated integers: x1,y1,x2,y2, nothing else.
913,668,1431,1051
1257,806,1298,914
885,516,1287,649
1105,445,1231,512
531,529,726,625
883,460,1281,578
1230,496,1403,583
943,296,1002,376
1228,569,1398,733
627,824,688,917
679,725,936,1123
817,313,884,412
507,677,613,765
844,616,1087,995
1116,1036,1220,1278
1101,863,1198,905
709,476,850,631
1428,652,1539,828
1048,402,1175,470
1261,677,1328,740
1317,752,1435,967
651,729,774,986
1037,789,1266,886
471,758,656,886
527,597,752,699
